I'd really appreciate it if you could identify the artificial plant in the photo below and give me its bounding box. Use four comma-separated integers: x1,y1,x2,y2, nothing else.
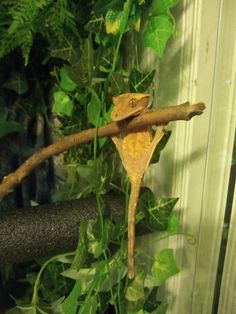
0,0,187,313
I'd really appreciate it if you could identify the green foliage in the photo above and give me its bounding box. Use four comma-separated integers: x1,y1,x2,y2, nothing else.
59,68,77,92
1,0,181,312
138,187,179,232
7,191,179,314
2,71,29,94
143,0,179,57
52,91,74,117
0,107,24,138
143,15,174,57
0,0,77,65
129,68,156,93
151,249,179,285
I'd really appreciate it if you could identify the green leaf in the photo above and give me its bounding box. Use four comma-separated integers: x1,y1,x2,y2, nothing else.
72,222,88,271
156,303,168,314
143,15,174,57
98,255,127,292
52,90,73,116
105,9,123,34
144,274,159,290
97,46,115,73
105,0,132,35
50,38,79,64
109,71,126,96
65,38,94,87
0,107,24,138
52,163,91,201
87,90,102,126
143,197,179,232
2,72,29,95
87,218,110,258
151,249,179,285
120,0,133,34
125,266,146,302
62,268,95,294
60,68,77,92
61,281,81,314
143,287,160,312
139,188,178,232
129,68,156,92
78,295,97,314
167,213,180,234
150,0,179,16
151,130,172,164
85,15,105,35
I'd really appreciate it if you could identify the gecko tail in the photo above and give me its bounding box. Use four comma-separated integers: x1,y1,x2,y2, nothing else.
127,175,143,279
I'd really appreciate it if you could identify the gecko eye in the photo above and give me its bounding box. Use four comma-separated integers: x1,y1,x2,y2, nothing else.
129,98,137,108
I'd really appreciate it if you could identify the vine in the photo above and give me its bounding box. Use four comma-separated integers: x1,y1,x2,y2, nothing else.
0,0,184,313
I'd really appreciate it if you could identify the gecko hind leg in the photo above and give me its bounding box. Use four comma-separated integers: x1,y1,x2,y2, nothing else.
145,126,166,167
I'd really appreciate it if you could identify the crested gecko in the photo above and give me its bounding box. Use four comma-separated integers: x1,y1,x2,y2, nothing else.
110,93,166,279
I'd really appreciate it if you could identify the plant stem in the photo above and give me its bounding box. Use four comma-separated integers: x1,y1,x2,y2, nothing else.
112,0,133,71
31,252,75,305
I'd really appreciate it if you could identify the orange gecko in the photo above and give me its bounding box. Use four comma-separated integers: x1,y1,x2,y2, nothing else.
111,93,166,279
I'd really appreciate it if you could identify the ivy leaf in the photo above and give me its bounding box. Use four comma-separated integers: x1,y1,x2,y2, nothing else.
156,303,168,314
109,71,126,96
87,90,101,126
138,188,178,232
87,219,111,258
96,46,115,73
85,15,105,33
98,257,127,292
150,0,179,16
61,268,95,293
143,197,179,232
143,15,174,57
167,213,180,234
105,9,123,34
2,72,28,95
50,38,78,64
151,248,179,285
60,68,77,92
0,107,23,138
65,38,94,87
105,0,132,35
129,68,156,92
125,266,146,302
78,295,97,314
61,281,81,314
52,90,73,116
143,287,161,312
151,130,171,164
62,277,98,314
71,222,88,271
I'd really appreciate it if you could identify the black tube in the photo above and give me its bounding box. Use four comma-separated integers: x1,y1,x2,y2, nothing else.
0,192,125,265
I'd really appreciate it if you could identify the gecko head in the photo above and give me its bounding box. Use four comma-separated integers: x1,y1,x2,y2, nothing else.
111,93,150,121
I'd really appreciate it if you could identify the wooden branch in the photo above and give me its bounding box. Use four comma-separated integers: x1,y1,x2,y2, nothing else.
0,101,205,201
